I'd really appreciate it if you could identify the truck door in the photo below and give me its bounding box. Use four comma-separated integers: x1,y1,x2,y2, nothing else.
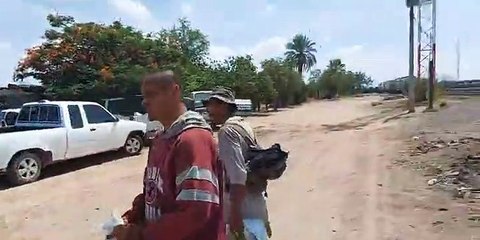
82,104,122,152
65,104,95,159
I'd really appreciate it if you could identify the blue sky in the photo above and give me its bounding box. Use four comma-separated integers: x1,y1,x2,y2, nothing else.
0,0,479,87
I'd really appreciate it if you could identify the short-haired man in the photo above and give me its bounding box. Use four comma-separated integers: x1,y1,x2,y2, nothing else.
114,71,226,240
204,87,271,240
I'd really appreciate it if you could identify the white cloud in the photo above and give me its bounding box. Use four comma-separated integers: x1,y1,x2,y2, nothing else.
209,46,237,61
107,0,158,30
181,2,193,16
322,36,332,44
210,36,287,65
247,36,287,62
265,4,275,13
45,0,91,2
312,44,409,84
0,41,12,51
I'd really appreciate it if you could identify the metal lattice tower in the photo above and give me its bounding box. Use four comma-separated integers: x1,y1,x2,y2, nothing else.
416,0,437,80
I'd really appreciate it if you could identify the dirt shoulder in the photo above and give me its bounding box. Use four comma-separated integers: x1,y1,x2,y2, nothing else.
390,96,480,237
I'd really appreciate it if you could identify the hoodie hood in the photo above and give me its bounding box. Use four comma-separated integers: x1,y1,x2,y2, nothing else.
160,111,212,139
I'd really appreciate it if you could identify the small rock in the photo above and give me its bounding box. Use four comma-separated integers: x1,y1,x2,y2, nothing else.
94,207,100,211
377,183,383,187
412,136,420,141
448,142,460,147
428,178,438,186
463,191,472,199
445,171,460,177
409,224,415,228
432,220,444,226
332,230,337,233
469,191,480,199
438,208,448,211
468,155,480,160
468,216,480,221
433,144,445,149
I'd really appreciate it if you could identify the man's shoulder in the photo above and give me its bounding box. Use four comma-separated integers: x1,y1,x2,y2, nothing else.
218,124,242,140
177,127,215,145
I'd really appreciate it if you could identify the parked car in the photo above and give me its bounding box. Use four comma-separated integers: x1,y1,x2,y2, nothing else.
189,90,253,121
0,100,146,185
0,108,20,127
131,112,162,144
103,96,161,144
103,96,194,144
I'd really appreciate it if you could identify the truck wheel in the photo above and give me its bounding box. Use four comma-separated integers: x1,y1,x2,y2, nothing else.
7,152,42,186
124,134,143,155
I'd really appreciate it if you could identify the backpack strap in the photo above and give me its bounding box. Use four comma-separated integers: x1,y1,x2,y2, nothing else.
225,123,257,147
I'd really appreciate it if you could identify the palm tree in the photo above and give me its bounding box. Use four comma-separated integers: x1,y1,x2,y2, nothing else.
327,59,345,72
285,34,318,76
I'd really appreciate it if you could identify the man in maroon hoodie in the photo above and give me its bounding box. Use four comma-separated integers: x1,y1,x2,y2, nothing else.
114,71,226,240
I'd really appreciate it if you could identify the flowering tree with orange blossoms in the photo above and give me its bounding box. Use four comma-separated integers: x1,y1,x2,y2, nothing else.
15,14,185,101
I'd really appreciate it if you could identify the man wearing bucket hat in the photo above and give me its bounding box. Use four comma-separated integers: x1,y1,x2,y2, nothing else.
204,87,272,240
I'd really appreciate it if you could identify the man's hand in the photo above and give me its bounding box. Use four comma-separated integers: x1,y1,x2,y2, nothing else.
111,224,143,240
229,213,244,234
122,194,145,225
231,230,247,240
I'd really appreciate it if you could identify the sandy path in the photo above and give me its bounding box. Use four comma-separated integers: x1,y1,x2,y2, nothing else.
0,96,475,239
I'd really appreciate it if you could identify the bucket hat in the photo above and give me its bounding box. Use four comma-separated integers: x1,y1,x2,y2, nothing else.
202,86,237,110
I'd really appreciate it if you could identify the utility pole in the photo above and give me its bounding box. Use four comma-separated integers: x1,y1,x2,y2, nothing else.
428,0,437,110
456,37,460,81
406,0,418,113
417,0,437,110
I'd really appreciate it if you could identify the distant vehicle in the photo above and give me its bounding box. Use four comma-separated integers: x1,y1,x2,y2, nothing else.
103,96,161,143
0,100,146,185
0,108,20,127
104,96,194,143
189,90,254,121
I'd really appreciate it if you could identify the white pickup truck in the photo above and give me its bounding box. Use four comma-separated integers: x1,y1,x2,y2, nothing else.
0,100,146,185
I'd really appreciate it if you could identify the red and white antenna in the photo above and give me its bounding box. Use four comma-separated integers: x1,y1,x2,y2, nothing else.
416,0,437,80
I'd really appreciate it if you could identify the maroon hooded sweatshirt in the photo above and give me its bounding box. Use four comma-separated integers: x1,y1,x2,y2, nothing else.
136,111,226,240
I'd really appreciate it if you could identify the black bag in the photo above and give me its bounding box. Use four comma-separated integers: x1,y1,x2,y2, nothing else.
229,124,289,180
246,143,289,180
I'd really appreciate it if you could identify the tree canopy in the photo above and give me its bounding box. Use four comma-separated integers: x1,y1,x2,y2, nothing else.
285,34,318,76
14,14,375,110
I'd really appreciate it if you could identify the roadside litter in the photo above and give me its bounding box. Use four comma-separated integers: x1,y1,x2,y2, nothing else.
411,137,480,155
408,136,480,199
425,152,480,199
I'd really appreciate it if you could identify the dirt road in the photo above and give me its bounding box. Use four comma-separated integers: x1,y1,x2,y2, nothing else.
0,96,476,239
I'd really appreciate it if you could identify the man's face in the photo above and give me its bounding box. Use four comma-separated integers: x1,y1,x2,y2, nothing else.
206,99,229,124
141,81,179,121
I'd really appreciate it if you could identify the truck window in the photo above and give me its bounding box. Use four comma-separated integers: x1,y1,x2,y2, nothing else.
193,92,211,108
38,105,59,122
68,105,84,129
17,107,30,121
5,112,18,126
17,105,60,123
83,104,116,124
30,106,40,121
